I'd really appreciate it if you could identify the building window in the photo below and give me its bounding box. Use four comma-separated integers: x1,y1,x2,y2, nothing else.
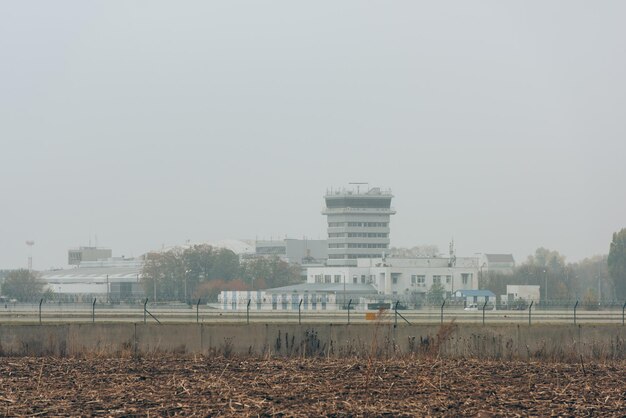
411,275,417,285
433,275,441,285
446,275,452,284
334,275,341,283
417,275,426,286
353,275,358,284
361,275,366,284
392,274,399,284
315,275,322,283
347,243,388,249
462,273,472,285
324,275,331,283
328,222,346,227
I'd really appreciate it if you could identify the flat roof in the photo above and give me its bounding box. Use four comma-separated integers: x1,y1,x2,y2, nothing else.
41,266,141,283
265,283,378,294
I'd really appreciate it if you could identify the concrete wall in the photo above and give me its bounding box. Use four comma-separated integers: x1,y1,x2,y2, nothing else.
1,323,625,360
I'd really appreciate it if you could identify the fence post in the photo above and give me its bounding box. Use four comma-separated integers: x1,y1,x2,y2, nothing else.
623,301,626,326
482,300,488,325
196,298,201,323
92,298,96,323
528,300,533,326
298,299,303,325
247,299,251,325
347,299,352,324
573,300,579,325
440,299,445,324
394,301,399,327
144,298,148,324
39,298,43,325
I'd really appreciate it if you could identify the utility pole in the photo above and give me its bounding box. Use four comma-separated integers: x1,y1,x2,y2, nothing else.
26,240,34,271
343,273,346,309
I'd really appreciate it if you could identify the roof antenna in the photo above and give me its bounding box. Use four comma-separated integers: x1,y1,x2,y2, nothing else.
448,239,456,267
349,182,369,194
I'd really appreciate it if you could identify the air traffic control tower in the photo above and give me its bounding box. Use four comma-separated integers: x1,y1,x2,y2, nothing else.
323,186,396,266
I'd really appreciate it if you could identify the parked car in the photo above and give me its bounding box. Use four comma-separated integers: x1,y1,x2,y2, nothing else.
464,303,478,311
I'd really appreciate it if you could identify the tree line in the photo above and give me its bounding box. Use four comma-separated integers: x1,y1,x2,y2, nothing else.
140,244,301,303
2,229,626,304
0,269,48,302
481,228,626,305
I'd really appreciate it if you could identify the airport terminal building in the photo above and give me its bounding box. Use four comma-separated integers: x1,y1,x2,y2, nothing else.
218,185,480,310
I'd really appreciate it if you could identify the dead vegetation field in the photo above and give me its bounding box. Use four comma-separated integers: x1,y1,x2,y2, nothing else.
1,355,625,416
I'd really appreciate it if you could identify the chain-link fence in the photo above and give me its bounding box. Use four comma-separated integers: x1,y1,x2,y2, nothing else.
2,298,626,325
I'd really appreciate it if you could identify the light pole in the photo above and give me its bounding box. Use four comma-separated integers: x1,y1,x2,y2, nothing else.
343,273,346,309
543,269,548,306
184,269,191,304
479,263,486,288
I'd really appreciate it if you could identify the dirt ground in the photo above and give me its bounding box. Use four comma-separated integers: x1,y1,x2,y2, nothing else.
0,356,625,416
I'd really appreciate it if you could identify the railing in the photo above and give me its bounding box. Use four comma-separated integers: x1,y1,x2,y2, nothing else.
2,299,626,325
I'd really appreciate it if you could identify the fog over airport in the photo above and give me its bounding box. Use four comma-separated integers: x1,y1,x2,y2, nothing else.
1,1,625,270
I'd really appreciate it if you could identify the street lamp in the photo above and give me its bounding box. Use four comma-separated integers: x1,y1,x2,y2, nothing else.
543,269,548,306
479,263,486,286
184,269,191,304
342,273,346,309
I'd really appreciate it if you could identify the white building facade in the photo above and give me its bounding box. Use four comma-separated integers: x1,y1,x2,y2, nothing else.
482,254,516,275
217,288,339,311
306,256,480,300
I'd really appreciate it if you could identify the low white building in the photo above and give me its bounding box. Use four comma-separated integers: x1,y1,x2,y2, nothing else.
218,283,381,311
306,256,480,301
453,289,496,308
504,285,540,304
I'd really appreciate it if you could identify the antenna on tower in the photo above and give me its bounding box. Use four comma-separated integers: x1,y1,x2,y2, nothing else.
448,239,456,268
349,182,369,194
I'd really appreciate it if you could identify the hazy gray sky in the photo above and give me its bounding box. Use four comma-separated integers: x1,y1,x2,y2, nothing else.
1,1,625,270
